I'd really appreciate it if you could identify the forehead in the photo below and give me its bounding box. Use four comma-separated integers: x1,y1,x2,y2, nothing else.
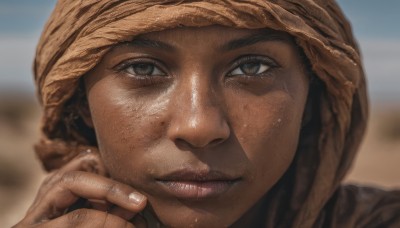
115,25,296,51
140,25,288,39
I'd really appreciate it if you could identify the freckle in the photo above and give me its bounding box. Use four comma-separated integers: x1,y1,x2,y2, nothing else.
273,118,283,127
147,168,155,174
160,121,165,126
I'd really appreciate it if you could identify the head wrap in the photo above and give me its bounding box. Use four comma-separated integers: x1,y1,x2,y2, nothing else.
34,0,368,227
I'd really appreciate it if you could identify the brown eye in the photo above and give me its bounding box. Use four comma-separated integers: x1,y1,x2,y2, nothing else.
123,62,165,76
133,63,154,75
240,62,263,75
129,63,154,75
229,61,271,76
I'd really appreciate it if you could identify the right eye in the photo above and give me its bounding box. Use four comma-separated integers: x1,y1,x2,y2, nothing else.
123,62,166,77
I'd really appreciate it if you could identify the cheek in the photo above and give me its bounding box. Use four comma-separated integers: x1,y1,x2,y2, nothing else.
229,89,304,184
88,90,169,179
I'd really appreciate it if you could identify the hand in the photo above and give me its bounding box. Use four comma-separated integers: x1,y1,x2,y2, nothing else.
13,151,148,228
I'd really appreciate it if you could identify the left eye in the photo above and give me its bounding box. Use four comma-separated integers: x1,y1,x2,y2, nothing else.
229,62,270,76
125,63,165,76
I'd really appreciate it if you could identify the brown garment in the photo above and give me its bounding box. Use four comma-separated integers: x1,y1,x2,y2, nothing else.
33,0,399,227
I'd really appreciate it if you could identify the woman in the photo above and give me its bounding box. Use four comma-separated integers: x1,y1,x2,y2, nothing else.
15,0,400,227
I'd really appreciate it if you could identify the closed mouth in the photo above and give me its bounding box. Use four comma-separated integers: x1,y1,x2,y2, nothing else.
156,169,241,200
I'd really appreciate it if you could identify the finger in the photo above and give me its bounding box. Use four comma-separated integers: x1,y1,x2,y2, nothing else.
86,199,110,212
45,150,106,187
82,200,138,221
25,171,146,224
28,151,106,214
65,149,106,175
82,200,137,221
45,209,135,228
108,205,136,221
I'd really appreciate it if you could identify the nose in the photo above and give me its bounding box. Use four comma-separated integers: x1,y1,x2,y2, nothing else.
167,76,230,149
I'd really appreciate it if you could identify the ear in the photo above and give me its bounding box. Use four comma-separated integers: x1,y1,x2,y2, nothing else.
77,96,94,128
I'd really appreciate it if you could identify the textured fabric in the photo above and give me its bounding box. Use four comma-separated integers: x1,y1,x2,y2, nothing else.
33,0,399,227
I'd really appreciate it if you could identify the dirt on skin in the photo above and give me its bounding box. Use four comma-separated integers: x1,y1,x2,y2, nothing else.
0,97,399,227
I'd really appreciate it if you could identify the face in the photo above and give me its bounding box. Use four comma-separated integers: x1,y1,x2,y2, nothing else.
84,26,309,227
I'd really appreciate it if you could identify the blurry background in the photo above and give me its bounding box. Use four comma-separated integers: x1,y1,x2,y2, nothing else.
1,0,399,226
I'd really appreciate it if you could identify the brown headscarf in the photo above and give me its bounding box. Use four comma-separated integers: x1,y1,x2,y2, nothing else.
34,0,388,227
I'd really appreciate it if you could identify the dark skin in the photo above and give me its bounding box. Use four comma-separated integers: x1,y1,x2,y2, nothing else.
16,26,309,227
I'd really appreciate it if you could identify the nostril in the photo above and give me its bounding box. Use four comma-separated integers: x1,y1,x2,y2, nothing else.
167,103,231,149
174,137,226,150
174,138,196,150
209,138,225,147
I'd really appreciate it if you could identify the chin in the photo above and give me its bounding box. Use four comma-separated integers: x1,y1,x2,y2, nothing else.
146,197,241,228
154,209,233,228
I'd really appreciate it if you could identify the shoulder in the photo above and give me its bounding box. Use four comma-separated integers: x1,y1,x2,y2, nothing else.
321,184,400,228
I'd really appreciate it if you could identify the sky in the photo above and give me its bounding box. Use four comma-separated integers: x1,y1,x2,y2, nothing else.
0,0,399,102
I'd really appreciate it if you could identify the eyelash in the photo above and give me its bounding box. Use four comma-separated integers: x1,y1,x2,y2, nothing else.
114,55,280,83
114,58,168,86
227,55,279,78
114,58,166,76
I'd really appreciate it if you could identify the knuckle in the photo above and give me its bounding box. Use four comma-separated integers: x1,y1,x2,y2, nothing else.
67,208,88,226
35,172,63,198
42,171,62,186
105,182,122,198
42,174,54,186
59,171,82,186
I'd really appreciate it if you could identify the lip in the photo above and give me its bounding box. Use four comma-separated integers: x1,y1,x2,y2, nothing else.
156,169,241,200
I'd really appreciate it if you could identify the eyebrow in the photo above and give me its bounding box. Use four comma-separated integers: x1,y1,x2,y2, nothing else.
124,31,290,52
221,32,291,51
127,38,174,51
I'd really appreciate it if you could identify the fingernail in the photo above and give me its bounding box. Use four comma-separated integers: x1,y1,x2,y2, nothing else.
128,192,145,205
